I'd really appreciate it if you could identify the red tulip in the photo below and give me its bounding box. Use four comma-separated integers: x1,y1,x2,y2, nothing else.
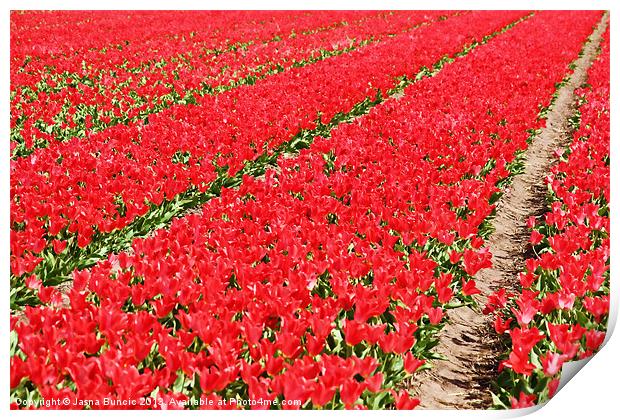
403,354,425,374
510,392,536,409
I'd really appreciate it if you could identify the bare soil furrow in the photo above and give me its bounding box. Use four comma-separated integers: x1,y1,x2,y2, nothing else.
411,13,609,409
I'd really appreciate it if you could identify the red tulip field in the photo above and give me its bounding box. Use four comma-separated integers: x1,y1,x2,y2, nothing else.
10,10,610,410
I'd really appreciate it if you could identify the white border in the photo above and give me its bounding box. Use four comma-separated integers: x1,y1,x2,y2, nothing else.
2,1,617,419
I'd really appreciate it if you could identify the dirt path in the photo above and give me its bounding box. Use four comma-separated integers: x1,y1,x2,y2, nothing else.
410,13,609,409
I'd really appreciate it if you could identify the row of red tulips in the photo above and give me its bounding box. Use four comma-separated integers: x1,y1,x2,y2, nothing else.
10,11,601,409
485,27,610,409
10,11,526,281
11,11,444,155
11,11,375,78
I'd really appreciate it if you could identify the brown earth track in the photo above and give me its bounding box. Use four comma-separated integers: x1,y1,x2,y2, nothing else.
410,13,609,410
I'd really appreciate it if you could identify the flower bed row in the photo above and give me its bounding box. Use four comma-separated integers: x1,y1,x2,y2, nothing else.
11,11,371,76
10,11,601,410
11,11,438,155
10,11,527,282
485,27,610,409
